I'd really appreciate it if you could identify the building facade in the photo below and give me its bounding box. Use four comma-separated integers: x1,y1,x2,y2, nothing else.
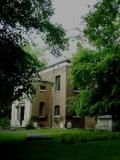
11,99,31,127
11,59,96,129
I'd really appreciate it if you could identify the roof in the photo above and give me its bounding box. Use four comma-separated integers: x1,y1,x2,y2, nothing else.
44,58,71,70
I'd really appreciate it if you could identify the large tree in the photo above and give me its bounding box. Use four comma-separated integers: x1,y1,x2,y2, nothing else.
70,0,120,117
84,0,119,49
0,0,68,111
70,47,120,116
0,39,44,112
0,0,68,55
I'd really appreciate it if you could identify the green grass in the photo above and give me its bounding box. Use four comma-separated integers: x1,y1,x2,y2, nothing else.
1,129,120,160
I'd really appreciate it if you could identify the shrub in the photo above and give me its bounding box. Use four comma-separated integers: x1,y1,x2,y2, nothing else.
58,130,120,144
0,117,10,129
59,133,75,144
26,120,35,129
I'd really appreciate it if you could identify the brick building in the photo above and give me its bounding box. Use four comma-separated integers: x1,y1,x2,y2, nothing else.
11,59,96,129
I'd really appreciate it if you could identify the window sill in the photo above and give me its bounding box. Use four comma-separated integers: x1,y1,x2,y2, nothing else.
55,91,60,93
73,116,81,118
40,90,46,92
54,115,60,118
39,115,46,118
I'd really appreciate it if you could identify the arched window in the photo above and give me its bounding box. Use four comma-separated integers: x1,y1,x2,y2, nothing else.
39,102,45,115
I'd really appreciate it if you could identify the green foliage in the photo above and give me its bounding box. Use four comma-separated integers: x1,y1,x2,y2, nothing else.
0,0,68,56
0,40,45,108
1,128,120,142
26,120,35,130
58,130,120,143
0,117,10,128
1,129,120,160
84,0,120,49
70,47,120,116
70,0,120,116
69,90,93,116
31,116,39,122
0,0,68,108
70,47,100,89
113,120,120,130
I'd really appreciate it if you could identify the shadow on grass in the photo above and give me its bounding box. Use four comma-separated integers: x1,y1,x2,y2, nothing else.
0,139,52,160
1,139,120,160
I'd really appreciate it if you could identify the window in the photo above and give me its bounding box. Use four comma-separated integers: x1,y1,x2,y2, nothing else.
40,84,46,91
55,75,60,91
54,105,60,116
39,102,45,115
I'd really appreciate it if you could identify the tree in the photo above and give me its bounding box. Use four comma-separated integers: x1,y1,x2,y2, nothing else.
70,0,120,117
70,47,120,116
0,39,44,112
0,0,68,56
84,0,120,49
0,0,68,110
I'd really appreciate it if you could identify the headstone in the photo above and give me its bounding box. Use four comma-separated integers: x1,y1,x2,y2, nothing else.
67,121,72,129
96,115,112,131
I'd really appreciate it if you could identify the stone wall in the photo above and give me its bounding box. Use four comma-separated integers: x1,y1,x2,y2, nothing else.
85,116,96,130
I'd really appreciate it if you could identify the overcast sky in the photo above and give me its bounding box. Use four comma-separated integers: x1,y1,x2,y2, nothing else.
41,0,97,64
52,0,97,30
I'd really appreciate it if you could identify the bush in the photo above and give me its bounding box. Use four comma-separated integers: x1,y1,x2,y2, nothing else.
0,117,10,129
58,130,120,144
59,133,75,144
113,121,120,131
26,120,35,129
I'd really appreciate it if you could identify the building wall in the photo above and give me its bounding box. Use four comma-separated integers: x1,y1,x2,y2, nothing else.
65,66,85,128
40,63,68,128
11,60,97,129
40,62,86,128
85,116,96,130
31,81,52,128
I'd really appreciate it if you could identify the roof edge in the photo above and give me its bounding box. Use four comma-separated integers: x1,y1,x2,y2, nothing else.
45,59,71,70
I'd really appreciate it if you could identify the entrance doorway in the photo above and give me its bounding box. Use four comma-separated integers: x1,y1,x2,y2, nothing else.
20,106,25,126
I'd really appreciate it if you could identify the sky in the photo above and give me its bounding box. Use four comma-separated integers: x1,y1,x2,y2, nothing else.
40,0,97,64
52,0,96,30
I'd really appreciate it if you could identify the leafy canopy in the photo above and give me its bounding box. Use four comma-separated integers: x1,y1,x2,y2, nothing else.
70,0,120,116
70,47,120,116
0,0,68,56
0,39,45,109
84,0,120,49
0,0,68,110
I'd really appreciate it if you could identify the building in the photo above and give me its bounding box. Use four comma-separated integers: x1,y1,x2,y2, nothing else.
11,99,31,128
11,59,96,129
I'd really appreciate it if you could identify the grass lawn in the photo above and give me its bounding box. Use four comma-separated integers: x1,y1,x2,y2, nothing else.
0,128,120,160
